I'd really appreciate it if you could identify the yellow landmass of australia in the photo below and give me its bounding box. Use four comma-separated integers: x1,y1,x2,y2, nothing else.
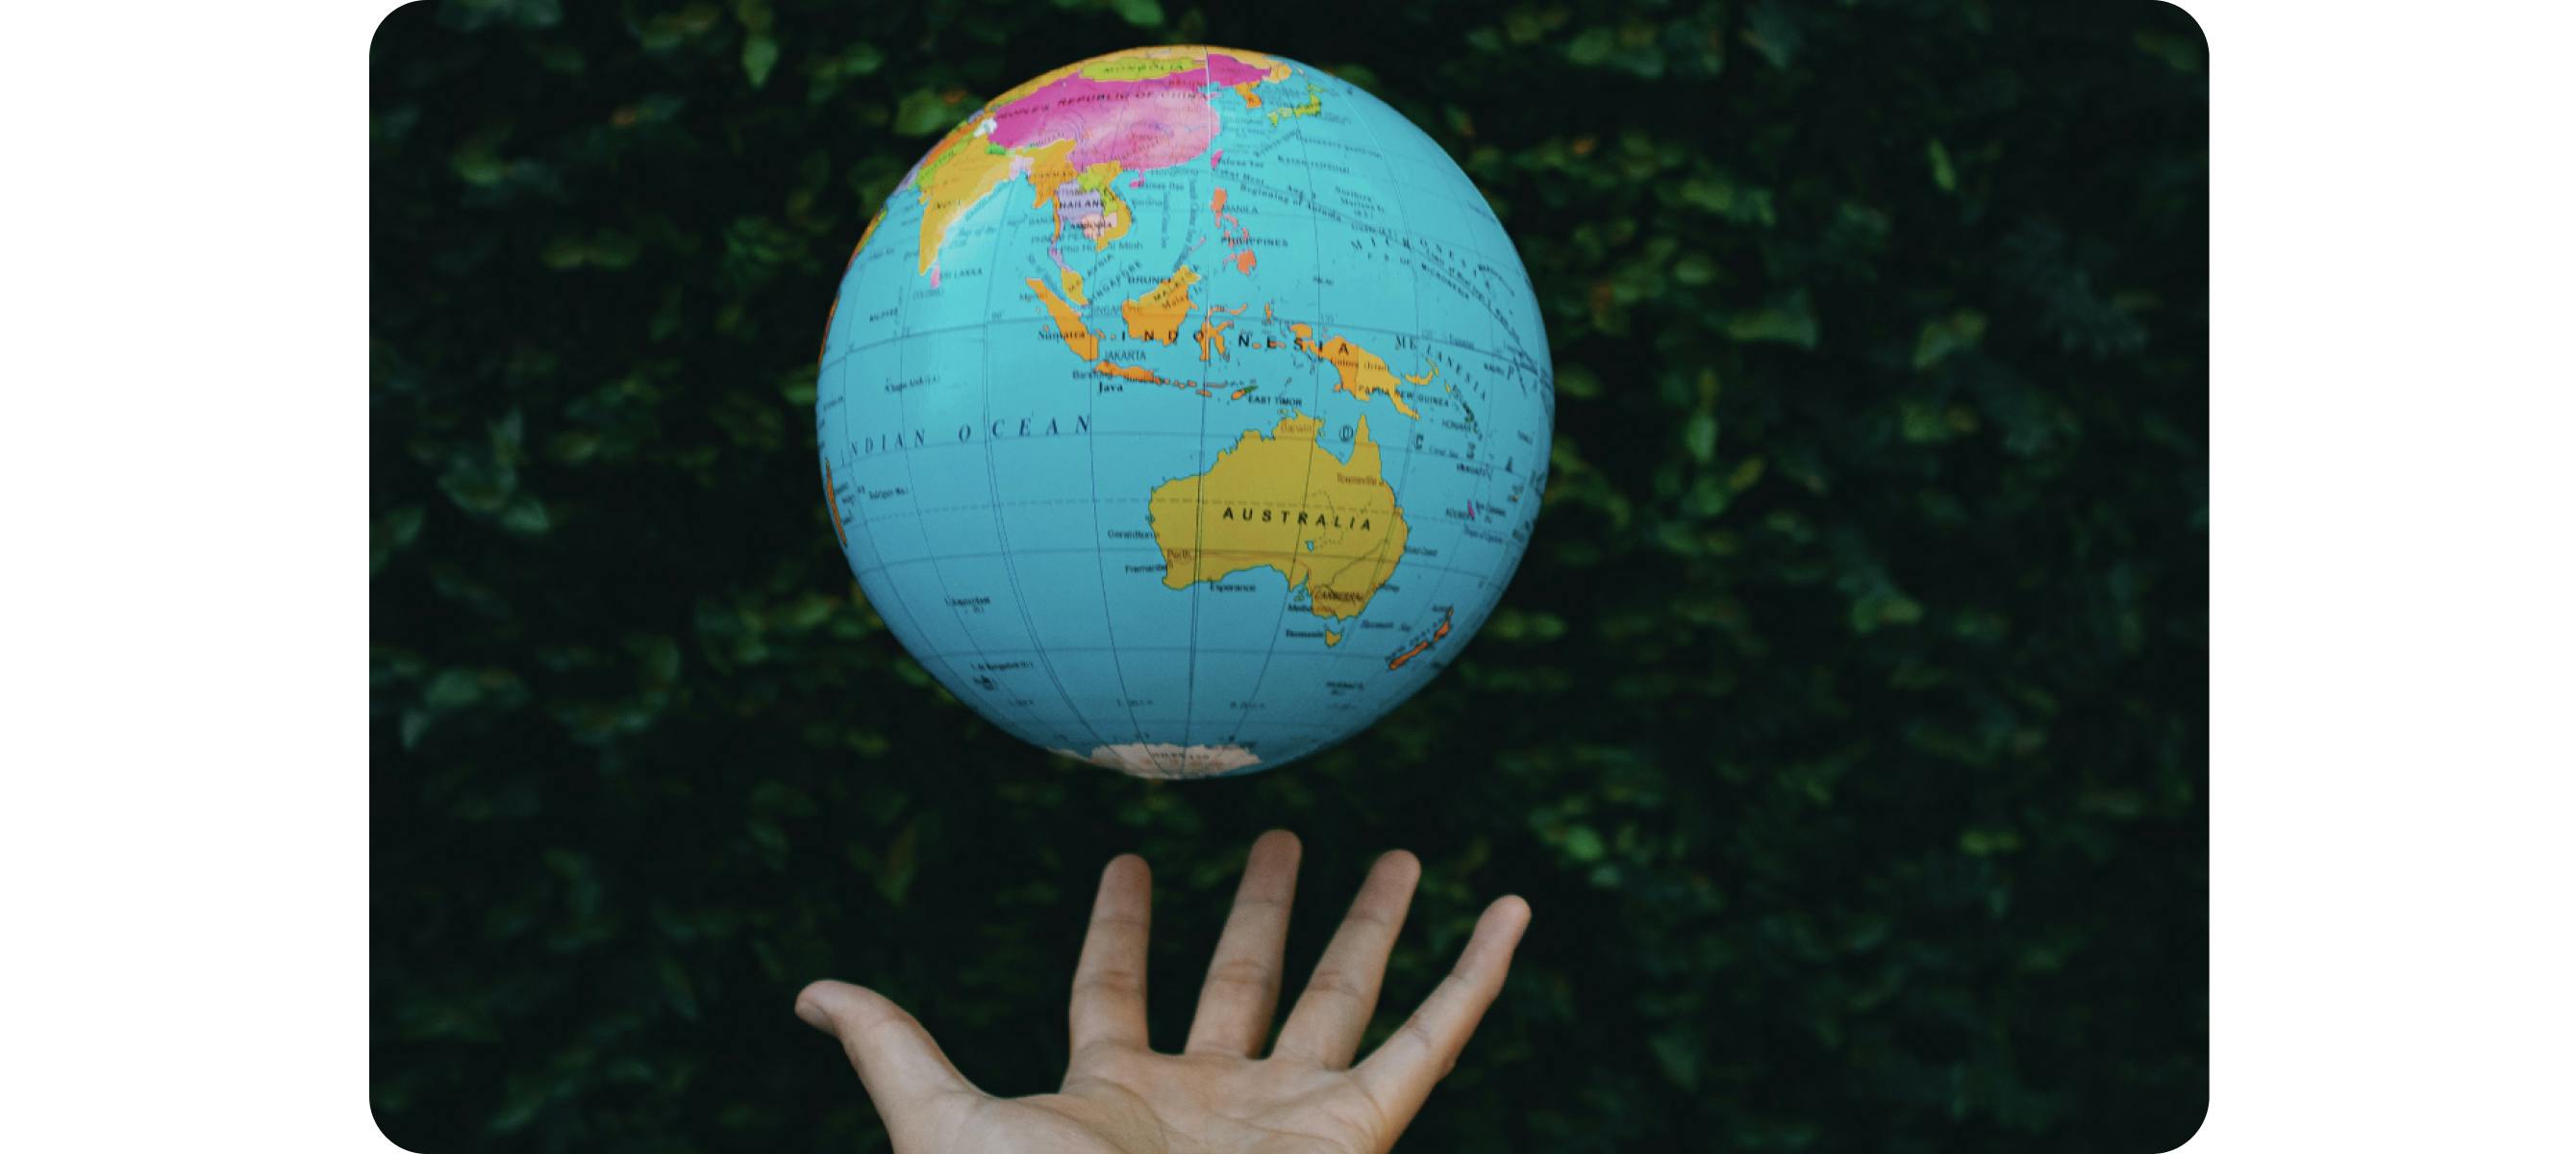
1147,414,1409,622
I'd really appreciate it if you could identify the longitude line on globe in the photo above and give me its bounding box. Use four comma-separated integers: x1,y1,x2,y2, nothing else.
1074,304,1152,757
970,188,1106,756
1269,76,1345,754
1168,43,1225,772
1341,74,1463,681
834,250,993,723
888,231,1107,759
1221,66,1338,754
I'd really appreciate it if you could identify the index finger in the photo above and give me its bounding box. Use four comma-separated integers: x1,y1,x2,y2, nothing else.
1351,895,1530,1126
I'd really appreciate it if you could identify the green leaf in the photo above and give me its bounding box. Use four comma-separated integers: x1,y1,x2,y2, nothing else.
448,131,512,188
1566,28,1615,66
1563,825,1606,863
1851,590,1925,633
1555,363,1599,399
836,42,883,76
1723,292,1818,348
636,2,723,51
1927,138,1958,192
539,231,640,270
1962,828,2024,856
1726,455,1766,492
1912,309,1988,370
1684,411,1717,464
1650,1028,1702,1089
1899,400,1953,443
498,495,551,536
424,668,484,709
1108,0,1163,28
1675,176,1775,226
1742,0,1803,70
741,33,779,88
488,1079,551,1134
893,89,961,137
371,506,425,574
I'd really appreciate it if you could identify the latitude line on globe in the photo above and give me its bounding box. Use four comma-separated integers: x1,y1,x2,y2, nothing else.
914,647,1421,662
855,553,1516,585
836,276,1530,365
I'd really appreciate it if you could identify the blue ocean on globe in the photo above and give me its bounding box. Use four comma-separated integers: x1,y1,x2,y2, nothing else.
815,45,1552,778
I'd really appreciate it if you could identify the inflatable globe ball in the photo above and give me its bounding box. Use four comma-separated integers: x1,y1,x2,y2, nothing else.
817,47,1551,778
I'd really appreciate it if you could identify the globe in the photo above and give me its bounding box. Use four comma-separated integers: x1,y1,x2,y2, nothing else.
816,45,1552,778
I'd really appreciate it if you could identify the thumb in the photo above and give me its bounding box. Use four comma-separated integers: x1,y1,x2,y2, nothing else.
794,980,980,1125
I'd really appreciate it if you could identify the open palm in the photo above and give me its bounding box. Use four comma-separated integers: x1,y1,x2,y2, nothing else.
794,831,1531,1153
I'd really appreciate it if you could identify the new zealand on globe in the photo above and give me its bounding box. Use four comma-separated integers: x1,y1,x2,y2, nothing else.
815,45,1552,778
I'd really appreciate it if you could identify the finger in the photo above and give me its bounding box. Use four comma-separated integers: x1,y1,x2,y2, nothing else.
1068,852,1153,1056
1185,830,1304,1056
793,979,978,1143
1272,849,1420,1066
1353,895,1531,1129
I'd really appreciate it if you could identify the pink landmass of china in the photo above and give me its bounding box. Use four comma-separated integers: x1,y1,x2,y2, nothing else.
985,53,1274,172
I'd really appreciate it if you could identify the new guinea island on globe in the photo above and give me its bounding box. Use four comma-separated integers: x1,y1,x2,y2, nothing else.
814,45,1552,780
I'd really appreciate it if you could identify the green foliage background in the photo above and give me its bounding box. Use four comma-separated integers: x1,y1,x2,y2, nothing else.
370,0,2206,1150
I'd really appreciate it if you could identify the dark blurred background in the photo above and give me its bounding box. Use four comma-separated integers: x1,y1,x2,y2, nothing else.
370,0,2206,1150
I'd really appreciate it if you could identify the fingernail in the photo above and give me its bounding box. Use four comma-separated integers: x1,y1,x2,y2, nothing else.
794,994,831,1032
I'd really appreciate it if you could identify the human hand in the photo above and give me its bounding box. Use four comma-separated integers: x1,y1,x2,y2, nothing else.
793,830,1531,1153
